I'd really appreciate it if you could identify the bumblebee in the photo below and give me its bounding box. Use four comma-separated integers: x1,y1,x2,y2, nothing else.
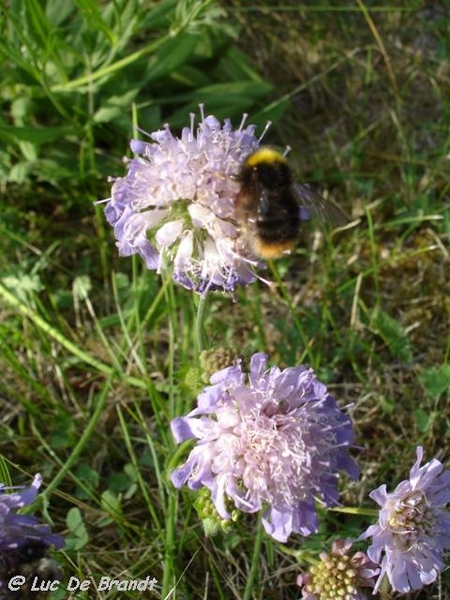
234,147,347,259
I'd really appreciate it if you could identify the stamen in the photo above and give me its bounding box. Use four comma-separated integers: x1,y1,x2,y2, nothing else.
189,112,196,138
238,113,249,131
134,125,153,139
258,120,272,142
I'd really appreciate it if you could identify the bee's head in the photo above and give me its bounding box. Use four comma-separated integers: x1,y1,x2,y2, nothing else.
238,147,291,189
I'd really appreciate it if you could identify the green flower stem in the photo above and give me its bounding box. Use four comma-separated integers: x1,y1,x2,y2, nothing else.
195,294,208,353
243,515,264,600
328,506,379,517
162,490,178,598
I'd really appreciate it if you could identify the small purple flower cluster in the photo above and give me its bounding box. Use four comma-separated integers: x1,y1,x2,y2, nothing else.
0,474,64,592
0,474,63,553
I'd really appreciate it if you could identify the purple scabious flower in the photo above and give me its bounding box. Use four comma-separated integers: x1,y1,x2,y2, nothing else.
101,107,268,294
360,446,450,593
297,539,379,600
0,474,64,596
170,352,359,542
0,474,64,552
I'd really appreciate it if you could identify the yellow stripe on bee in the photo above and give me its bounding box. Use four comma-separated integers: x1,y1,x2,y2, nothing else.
244,147,288,168
253,238,296,258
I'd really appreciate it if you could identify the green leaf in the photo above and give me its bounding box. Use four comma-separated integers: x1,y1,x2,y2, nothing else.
414,408,435,433
420,364,450,398
0,456,12,488
93,90,138,123
74,464,100,497
75,0,117,46
215,46,266,83
197,80,273,98
66,507,83,531
45,0,76,27
101,489,123,518
66,507,89,550
372,309,413,363
140,0,179,31
1,274,44,300
24,0,53,47
0,124,77,145
145,33,198,83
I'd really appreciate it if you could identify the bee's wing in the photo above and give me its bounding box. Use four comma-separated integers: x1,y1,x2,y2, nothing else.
293,183,348,227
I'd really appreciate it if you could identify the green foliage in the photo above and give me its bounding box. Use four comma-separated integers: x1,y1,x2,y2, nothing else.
0,0,277,190
420,365,450,400
371,308,413,364
66,507,89,551
1,1,449,599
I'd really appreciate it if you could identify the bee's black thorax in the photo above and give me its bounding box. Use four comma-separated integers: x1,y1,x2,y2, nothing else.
239,159,293,192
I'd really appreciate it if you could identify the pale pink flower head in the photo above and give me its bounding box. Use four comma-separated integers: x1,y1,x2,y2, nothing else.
101,107,268,294
170,352,359,542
